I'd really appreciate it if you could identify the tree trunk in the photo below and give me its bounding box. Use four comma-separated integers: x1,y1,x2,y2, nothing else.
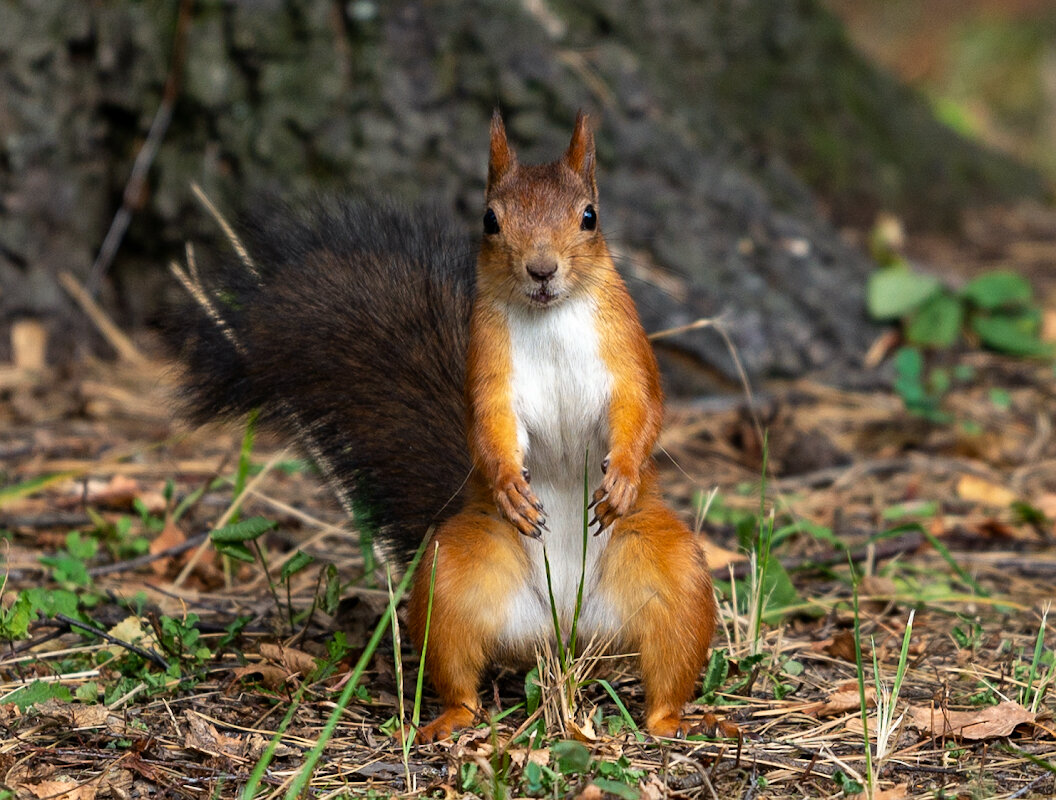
0,0,1045,388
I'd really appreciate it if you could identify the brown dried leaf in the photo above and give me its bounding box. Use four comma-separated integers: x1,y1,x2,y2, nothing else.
801,682,876,717
231,663,291,691
33,699,110,729
956,474,1017,508
23,780,96,800
574,786,603,800
258,643,320,678
815,630,864,663
182,710,244,759
906,700,1035,740
149,518,187,576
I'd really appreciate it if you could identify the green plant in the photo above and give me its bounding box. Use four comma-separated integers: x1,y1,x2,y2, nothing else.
869,263,1051,419
39,531,98,587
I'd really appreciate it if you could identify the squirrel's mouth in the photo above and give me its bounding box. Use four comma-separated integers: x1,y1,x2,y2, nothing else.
527,285,559,306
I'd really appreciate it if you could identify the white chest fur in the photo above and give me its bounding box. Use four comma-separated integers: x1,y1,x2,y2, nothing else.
501,298,619,646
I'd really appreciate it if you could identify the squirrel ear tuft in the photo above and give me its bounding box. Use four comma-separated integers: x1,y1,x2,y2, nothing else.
488,110,517,192
564,111,597,199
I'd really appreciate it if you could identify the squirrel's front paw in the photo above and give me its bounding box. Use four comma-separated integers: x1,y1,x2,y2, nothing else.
495,468,547,538
590,455,639,533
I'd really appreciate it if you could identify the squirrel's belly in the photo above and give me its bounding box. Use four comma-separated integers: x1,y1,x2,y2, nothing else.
499,298,620,647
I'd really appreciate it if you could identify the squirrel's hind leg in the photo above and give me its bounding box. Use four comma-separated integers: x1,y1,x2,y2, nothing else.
407,499,529,743
599,479,717,737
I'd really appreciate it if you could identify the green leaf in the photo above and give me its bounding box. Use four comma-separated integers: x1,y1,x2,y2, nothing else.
524,666,542,715
962,271,1033,309
592,778,639,799
971,314,1053,357
6,680,72,711
758,558,799,625
552,740,591,774
210,516,276,543
906,292,963,347
700,649,729,698
867,267,941,320
214,541,256,562
280,550,315,581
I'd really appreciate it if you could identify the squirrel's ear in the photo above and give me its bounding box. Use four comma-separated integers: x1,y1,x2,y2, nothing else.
564,111,597,199
488,110,516,192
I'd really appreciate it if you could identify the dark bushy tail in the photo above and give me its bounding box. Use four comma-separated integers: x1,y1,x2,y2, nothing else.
166,196,476,565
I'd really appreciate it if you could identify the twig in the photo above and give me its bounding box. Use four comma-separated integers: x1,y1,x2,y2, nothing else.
86,0,194,295
58,271,148,365
88,532,209,577
54,614,170,671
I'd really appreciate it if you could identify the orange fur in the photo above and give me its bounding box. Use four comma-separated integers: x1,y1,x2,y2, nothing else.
406,112,716,742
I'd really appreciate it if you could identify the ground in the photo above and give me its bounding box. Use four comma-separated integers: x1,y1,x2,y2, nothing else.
2,205,1056,799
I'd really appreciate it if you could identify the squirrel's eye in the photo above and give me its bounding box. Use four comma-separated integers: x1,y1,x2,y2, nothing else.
483,208,500,235
581,204,597,231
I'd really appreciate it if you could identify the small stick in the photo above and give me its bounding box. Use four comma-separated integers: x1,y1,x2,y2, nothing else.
58,271,148,365
54,613,170,671
85,0,194,295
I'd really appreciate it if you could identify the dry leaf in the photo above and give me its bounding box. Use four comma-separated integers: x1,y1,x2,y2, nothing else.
906,700,1034,740
703,541,744,571
149,518,187,576
815,630,864,663
574,786,603,800
23,780,97,800
38,700,112,730
956,474,1017,508
107,616,156,660
183,710,245,759
259,643,319,678
567,715,598,742
801,682,875,717
231,663,291,691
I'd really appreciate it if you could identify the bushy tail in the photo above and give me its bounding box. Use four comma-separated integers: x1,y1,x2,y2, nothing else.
166,194,476,565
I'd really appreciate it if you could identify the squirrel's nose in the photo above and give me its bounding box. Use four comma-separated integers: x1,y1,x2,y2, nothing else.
526,260,557,282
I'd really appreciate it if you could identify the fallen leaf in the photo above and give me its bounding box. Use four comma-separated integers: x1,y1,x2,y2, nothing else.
107,616,156,660
801,682,875,717
183,710,245,759
703,541,744,571
956,474,1017,508
567,715,598,743
23,780,96,800
906,700,1034,740
258,643,319,678
150,518,187,576
231,663,291,691
814,630,865,663
574,786,603,800
34,699,110,729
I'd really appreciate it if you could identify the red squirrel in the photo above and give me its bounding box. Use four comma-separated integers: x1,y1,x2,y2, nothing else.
172,112,716,742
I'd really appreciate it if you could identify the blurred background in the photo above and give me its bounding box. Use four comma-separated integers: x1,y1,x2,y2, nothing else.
1,0,1053,392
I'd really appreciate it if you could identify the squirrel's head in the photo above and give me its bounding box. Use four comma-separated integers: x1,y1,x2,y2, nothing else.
478,111,610,308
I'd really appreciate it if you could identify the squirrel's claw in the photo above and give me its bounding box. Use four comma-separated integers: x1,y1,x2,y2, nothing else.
495,471,546,538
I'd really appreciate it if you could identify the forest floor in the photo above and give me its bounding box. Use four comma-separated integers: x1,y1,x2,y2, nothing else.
2,204,1056,799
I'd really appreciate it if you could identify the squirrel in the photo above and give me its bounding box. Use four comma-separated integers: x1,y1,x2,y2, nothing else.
171,111,716,742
